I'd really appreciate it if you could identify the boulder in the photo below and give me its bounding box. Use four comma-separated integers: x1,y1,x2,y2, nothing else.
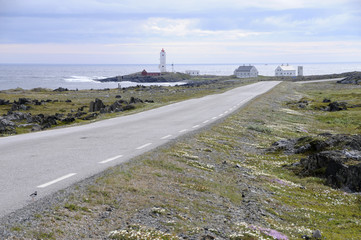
89,98,105,112
129,97,143,104
0,99,10,105
82,113,98,120
328,101,347,111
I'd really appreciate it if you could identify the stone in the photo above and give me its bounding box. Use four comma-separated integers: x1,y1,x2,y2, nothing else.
31,124,42,132
115,95,122,98
0,99,10,105
322,98,331,103
312,229,322,238
129,97,143,104
328,101,347,111
89,98,105,112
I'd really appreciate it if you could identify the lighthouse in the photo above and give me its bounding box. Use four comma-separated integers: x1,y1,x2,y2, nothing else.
159,48,166,73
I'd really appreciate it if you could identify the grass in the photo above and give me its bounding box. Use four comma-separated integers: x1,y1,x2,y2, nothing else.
0,77,257,136
4,81,361,239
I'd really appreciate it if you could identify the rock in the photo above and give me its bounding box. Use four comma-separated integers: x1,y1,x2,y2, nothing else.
328,101,347,111
145,99,154,103
0,118,16,134
323,98,331,103
89,98,105,112
17,98,30,105
129,97,143,104
312,229,322,238
115,95,122,98
65,99,72,103
31,124,42,132
123,105,135,111
201,235,215,240
301,150,361,192
337,72,361,84
82,113,98,120
53,87,69,92
0,99,10,105
62,117,75,123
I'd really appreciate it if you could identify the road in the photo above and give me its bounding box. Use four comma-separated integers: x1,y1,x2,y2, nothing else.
0,81,281,217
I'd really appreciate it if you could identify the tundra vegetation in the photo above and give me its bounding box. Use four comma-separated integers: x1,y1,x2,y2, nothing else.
0,76,360,239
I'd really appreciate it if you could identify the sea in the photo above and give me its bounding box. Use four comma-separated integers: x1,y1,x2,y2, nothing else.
0,63,360,91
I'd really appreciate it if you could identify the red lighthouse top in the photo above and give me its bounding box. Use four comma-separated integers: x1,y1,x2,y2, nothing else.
161,48,165,52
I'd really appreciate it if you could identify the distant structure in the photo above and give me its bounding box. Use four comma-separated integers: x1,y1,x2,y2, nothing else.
159,48,166,73
298,66,304,76
141,70,161,76
275,64,296,76
185,70,200,76
234,65,258,78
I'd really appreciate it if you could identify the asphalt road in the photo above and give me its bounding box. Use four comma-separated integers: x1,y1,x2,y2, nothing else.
0,81,281,217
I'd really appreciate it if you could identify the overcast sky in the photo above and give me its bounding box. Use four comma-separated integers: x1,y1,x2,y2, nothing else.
0,0,360,64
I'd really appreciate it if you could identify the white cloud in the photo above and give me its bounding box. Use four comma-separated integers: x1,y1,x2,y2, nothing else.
142,17,266,40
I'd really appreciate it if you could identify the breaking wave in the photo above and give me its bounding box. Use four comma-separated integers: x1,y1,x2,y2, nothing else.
63,76,106,83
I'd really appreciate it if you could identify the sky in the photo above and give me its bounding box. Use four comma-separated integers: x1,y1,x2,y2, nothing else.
0,0,360,64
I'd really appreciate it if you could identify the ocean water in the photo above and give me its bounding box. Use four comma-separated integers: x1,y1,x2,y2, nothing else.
0,63,360,91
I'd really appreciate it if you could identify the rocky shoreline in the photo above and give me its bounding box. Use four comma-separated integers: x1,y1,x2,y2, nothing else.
97,72,190,83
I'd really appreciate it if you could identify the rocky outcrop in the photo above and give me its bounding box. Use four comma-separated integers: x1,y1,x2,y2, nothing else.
337,72,361,84
271,134,361,192
97,72,189,83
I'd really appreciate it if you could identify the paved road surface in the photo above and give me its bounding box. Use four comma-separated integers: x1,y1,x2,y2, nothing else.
0,81,281,217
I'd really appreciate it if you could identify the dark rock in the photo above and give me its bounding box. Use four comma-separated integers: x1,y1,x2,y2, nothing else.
75,111,86,118
328,101,347,111
145,100,154,103
123,105,136,111
53,87,69,92
201,235,215,240
0,118,16,134
301,150,361,191
0,99,10,105
115,95,122,98
82,113,98,120
129,97,143,104
62,117,75,124
89,98,105,112
337,72,361,84
65,99,72,103
323,98,331,103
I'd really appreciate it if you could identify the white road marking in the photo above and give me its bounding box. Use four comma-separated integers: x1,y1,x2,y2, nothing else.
136,143,152,150
161,135,172,140
212,117,217,120
37,173,77,188
219,114,224,117
99,154,123,164
192,125,200,128
179,129,188,133
203,120,209,124
224,111,229,114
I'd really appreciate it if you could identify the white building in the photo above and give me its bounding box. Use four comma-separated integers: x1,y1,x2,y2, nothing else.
298,66,304,76
159,48,166,73
275,64,296,76
185,70,200,76
234,65,258,78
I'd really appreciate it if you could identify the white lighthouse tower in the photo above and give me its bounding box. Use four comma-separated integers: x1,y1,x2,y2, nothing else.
159,48,166,73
